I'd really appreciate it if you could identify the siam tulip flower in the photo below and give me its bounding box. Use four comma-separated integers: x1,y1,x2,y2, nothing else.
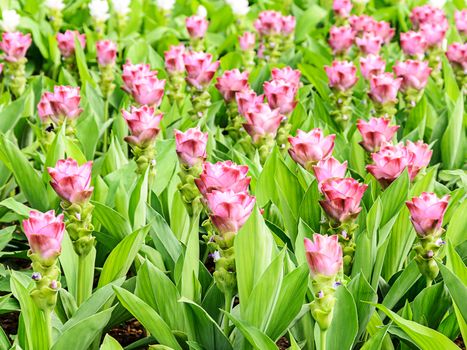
226,0,249,16
215,69,249,102
406,140,432,180
410,5,447,30
156,0,175,11
38,86,83,123
112,0,131,17
127,75,166,107
312,157,348,185
356,117,399,153
45,0,65,11
243,103,283,143
56,30,86,58
96,40,117,66
271,67,301,92
48,158,94,204
281,15,296,36
393,60,432,92
288,129,336,170
333,0,352,19
164,44,186,73
88,0,110,23
304,234,343,277
23,210,65,259
174,127,208,167
254,10,284,36
186,15,209,39
325,60,358,91
195,160,251,196
206,190,256,234
0,9,20,32
0,63,3,75
0,32,32,62
328,26,355,55
121,61,157,91
368,73,402,106
355,33,383,55
121,105,163,147
183,51,219,90
319,177,368,224
263,79,297,115
455,10,467,37
446,43,467,71
197,5,207,17
420,23,446,48
239,32,255,51
406,192,450,237
368,21,395,44
359,54,386,80
400,31,427,58
366,142,410,188
236,89,264,116
349,15,376,34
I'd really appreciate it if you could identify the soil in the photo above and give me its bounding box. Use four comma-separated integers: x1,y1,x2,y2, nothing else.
455,336,465,350
108,318,145,347
277,336,290,350
0,312,19,339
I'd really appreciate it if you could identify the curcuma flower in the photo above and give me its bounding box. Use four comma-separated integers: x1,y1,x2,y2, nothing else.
368,73,402,116
400,32,427,58
357,117,399,153
88,0,110,23
121,62,165,107
186,15,209,39
0,32,32,62
271,67,301,92
226,0,249,16
112,0,131,17
406,192,450,237
328,26,355,55
174,127,208,167
156,0,175,11
304,234,343,278
393,60,432,92
288,129,335,171
56,30,86,58
122,105,163,147
0,9,20,32
242,103,283,143
406,140,432,180
183,51,219,90
164,44,186,73
312,157,348,185
455,10,467,37
355,33,383,56
263,79,297,115
239,32,255,51
359,54,386,80
96,40,117,66
333,0,352,19
38,86,83,124
236,89,264,116
325,60,358,91
215,69,249,102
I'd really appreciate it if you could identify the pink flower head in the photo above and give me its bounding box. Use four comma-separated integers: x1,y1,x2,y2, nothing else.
420,23,446,48
368,73,402,105
368,21,395,44
56,30,86,58
121,61,157,93
406,192,450,237
254,10,283,36
263,79,297,115
121,61,165,106
186,15,209,39
281,15,296,35
333,0,352,19
400,31,427,57
357,117,399,153
23,210,65,259
288,129,336,170
206,190,255,234
243,103,283,143
271,67,301,92
360,54,386,80
406,140,432,180
195,160,251,196
349,15,377,34
38,86,83,123
393,60,432,92
0,63,3,75
236,89,264,116
164,44,186,73
215,69,249,102
410,5,447,30
325,60,358,91
446,43,467,71
47,158,94,204
328,26,355,55
366,142,410,188
304,234,342,277
183,51,220,90
121,105,163,146
356,33,383,55
455,10,467,36
312,157,348,185
96,40,117,66
239,32,256,51
0,32,32,62
174,127,208,167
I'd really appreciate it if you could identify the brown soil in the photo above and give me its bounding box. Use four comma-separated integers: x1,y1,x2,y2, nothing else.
0,312,19,338
108,318,145,347
455,336,465,350
277,336,290,350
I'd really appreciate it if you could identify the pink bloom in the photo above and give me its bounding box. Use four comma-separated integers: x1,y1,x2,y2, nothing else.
312,157,348,184
357,117,399,153
38,86,83,123
121,105,163,146
121,61,157,93
368,21,395,44
186,15,209,38
455,10,467,36
400,32,427,57
393,60,432,92
263,79,297,115
446,43,467,71
368,73,402,105
288,129,336,170
410,5,447,30
0,32,32,62
281,16,296,35
333,0,352,18
48,158,94,204
406,140,432,180
56,30,86,58
206,190,255,234
183,51,220,89
349,15,377,34
271,67,301,92
254,10,283,36
356,33,383,55
420,23,446,48
164,44,186,73
328,26,355,55
239,32,255,51
236,89,264,116
96,40,117,66
360,54,386,80
366,142,410,188
243,103,283,143
325,60,358,91
0,63,3,75
304,234,343,277
22,210,65,259
406,192,450,237
130,76,166,106
195,160,251,196
174,127,208,167
215,69,249,102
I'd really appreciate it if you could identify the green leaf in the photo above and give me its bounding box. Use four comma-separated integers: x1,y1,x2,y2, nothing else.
441,94,464,169
0,326,10,349
379,170,409,227
73,35,95,90
412,283,451,328
295,5,327,42
438,263,467,325
0,95,26,133
0,226,16,251
100,335,124,350
299,181,321,233
129,169,148,229
92,201,132,240
348,273,377,339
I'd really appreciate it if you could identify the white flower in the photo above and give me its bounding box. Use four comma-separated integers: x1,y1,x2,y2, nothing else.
155,0,175,11
112,0,131,16
225,0,249,16
88,0,110,22
0,9,20,32
197,5,207,17
45,0,65,11
429,0,446,7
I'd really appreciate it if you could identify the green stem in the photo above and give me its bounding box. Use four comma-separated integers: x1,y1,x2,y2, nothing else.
45,310,53,347
426,278,433,288
223,290,233,336
76,254,89,306
103,98,110,152
320,329,327,350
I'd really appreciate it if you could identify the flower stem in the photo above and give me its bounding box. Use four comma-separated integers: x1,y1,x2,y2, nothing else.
320,329,327,350
76,254,89,306
223,290,233,336
44,310,53,348
103,98,110,152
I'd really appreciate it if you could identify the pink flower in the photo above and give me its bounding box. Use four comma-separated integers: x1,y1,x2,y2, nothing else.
0,63,3,75
186,15,209,38
271,67,301,92
0,32,32,62
164,44,186,73
288,129,336,170
206,190,255,234
393,60,432,92
455,10,467,36
420,23,446,48
254,10,283,36
121,61,157,93
120,62,165,106
406,192,450,237
174,127,208,167
357,117,399,152
183,51,220,89
356,33,383,55
263,79,297,115
446,43,467,71
333,0,352,18
406,140,432,180
236,89,264,116
243,103,283,143
368,21,395,44
368,73,402,105
122,105,163,146
304,234,343,277
349,15,376,34
366,142,410,188
96,40,117,66
400,32,427,57
281,16,296,35
23,210,65,259
195,160,251,196
56,30,86,58
360,54,386,80
328,26,355,55
325,60,358,91
410,5,447,30
215,69,249,102
38,86,83,123
312,157,348,185
239,32,255,51
48,158,94,204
